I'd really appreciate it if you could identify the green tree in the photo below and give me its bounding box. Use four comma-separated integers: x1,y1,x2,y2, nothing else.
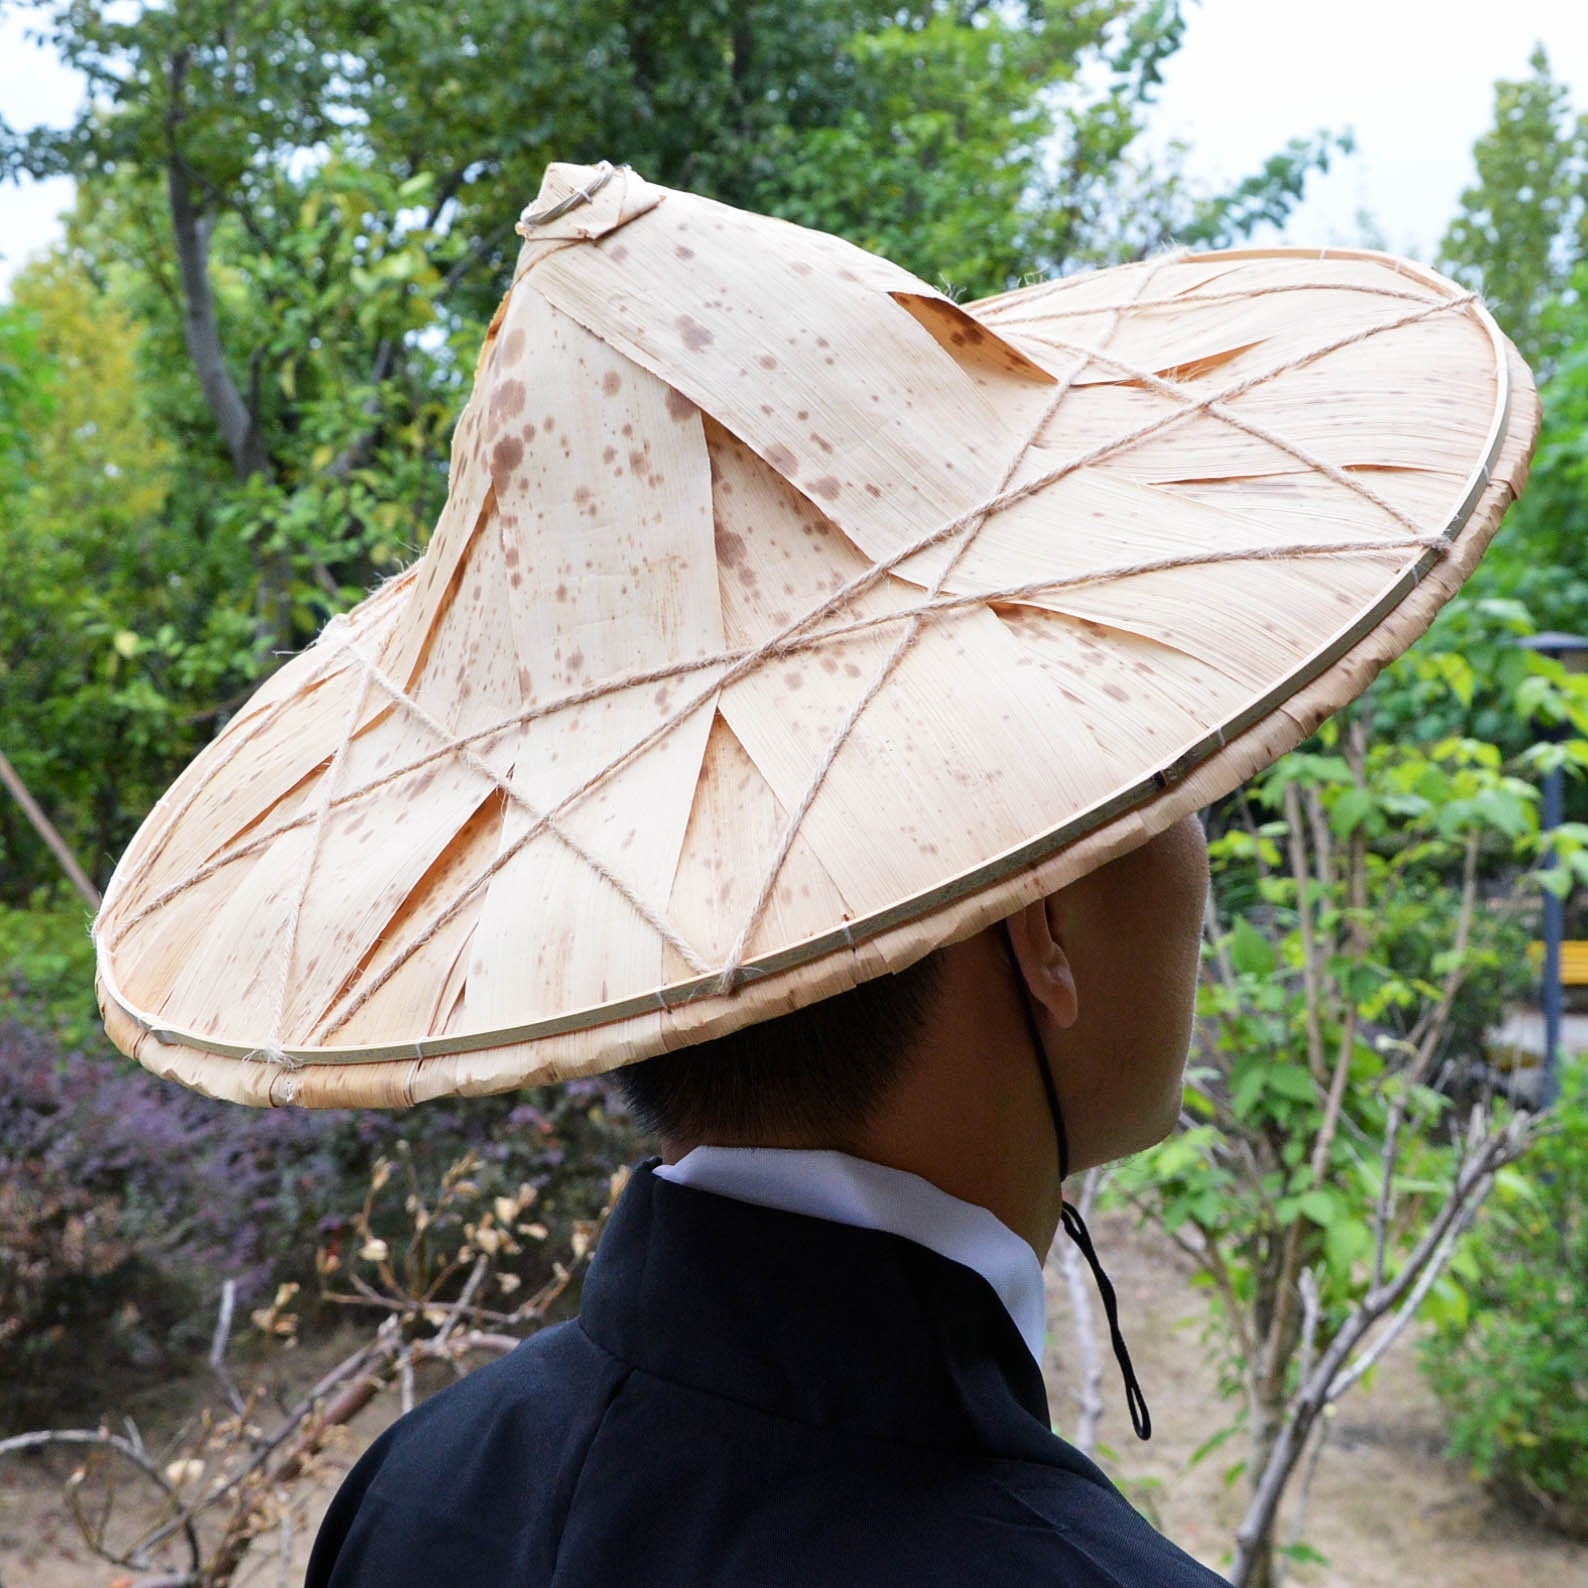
1,0,1347,522
1369,277,1588,756
1424,1058,1588,1540
4,1,1343,305
0,255,196,895
763,4,1349,287
1440,44,1588,374
0,298,52,505
1353,54,1588,767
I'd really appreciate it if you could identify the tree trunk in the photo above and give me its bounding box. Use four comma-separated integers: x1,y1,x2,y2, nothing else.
163,50,292,653
1239,1394,1287,1588
1236,1253,1310,1588
0,749,101,909
165,141,269,482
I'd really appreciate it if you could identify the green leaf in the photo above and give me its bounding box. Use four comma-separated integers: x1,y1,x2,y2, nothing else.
1230,1063,1267,1119
1229,916,1277,978
1324,1216,1371,1277
1144,1131,1209,1179
1280,1542,1329,1566
1537,868,1574,899
1330,785,1376,837
1265,1065,1320,1105
1187,1423,1240,1468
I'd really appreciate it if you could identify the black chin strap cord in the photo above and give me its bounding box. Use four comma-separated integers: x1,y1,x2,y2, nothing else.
1006,926,1152,1441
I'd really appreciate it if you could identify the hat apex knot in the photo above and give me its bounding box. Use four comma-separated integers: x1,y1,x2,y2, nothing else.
515,161,663,245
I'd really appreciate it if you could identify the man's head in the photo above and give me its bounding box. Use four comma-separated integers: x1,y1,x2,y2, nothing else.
617,812,1210,1248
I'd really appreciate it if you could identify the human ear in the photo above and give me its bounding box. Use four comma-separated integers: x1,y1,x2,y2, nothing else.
1005,897,1079,1030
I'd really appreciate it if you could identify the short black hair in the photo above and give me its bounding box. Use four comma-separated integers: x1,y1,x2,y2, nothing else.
614,953,942,1145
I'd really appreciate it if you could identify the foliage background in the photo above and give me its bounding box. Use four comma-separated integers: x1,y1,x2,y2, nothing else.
1422,1059,1588,1541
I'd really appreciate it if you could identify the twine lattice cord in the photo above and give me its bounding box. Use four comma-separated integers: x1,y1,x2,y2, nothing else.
708,279,1485,987
106,277,1483,1055
146,275,1474,961
981,275,1446,328
113,286,1476,1032
92,582,409,934
329,285,1482,1026
710,250,1185,991
328,634,714,977
247,651,379,1069
106,528,1448,972
320,261,1176,1028
262,627,723,1047
109,282,1471,975
1007,328,1450,537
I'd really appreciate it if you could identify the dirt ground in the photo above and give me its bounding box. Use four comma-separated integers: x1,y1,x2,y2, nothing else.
4,1212,1586,1587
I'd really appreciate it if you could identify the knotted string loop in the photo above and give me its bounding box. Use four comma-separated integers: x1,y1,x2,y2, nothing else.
1006,921,1153,1441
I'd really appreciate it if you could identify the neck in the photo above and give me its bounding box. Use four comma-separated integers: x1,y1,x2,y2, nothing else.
665,928,1064,1258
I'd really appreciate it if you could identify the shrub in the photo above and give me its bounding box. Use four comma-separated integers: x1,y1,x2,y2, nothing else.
0,1019,641,1427
1,1025,197,1423
1423,1058,1588,1538
0,894,102,1052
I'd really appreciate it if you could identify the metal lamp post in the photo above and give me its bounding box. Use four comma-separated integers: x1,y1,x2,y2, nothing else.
1516,631,1588,1109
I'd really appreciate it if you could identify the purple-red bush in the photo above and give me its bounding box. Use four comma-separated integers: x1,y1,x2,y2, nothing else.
1,1021,639,1426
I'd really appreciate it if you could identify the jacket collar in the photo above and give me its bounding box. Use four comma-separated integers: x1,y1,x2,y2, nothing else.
579,1162,1110,1484
653,1146,1048,1367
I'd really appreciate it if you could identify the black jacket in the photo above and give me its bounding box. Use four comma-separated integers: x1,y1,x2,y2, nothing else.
308,1163,1227,1586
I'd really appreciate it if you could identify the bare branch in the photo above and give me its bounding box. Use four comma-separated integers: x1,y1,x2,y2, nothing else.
277,1509,294,1588
164,50,269,483
0,747,101,908
209,1280,248,1417
1311,1006,1357,1186
435,1255,490,1351
1232,1107,1533,1587
0,1428,202,1576
1282,1407,1333,1579
1371,1084,1408,1292
1284,782,1326,1083
1296,1267,1322,1391
1117,1187,1256,1367
14,1157,613,1585
398,1347,416,1416
1411,829,1481,1086
1326,1205,1470,1403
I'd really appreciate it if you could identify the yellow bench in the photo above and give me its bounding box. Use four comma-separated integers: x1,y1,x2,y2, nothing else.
1526,940,1588,985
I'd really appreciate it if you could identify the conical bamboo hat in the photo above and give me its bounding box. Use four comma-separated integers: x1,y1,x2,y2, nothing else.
95,162,1539,1109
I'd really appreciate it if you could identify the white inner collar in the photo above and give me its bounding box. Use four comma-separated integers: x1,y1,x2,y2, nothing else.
654,1146,1047,1367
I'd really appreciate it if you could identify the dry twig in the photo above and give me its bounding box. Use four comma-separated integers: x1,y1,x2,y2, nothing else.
2,1157,616,1587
